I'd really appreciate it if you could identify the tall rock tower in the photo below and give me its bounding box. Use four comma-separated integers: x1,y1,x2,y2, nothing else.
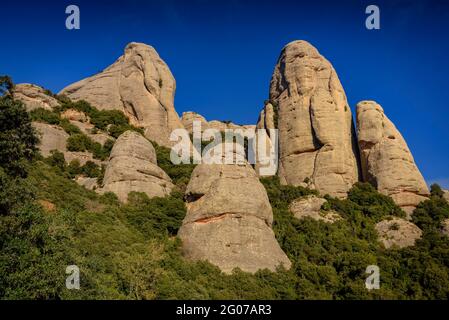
268,40,360,198
356,101,429,216
60,42,184,147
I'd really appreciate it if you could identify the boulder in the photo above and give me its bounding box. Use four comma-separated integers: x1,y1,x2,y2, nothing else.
178,160,291,274
289,195,342,223
375,217,422,249
356,101,429,217
60,42,184,147
268,40,360,198
32,122,69,157
13,83,60,111
101,131,174,202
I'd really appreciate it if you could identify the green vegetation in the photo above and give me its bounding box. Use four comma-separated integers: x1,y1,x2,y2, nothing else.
153,142,196,191
66,134,113,161
45,150,104,180
30,108,82,135
0,75,14,97
30,106,115,161
54,99,144,138
260,177,449,299
0,92,38,177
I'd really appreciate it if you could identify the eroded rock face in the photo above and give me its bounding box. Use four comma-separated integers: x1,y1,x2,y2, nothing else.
101,131,174,202
32,122,69,156
61,109,89,123
269,40,360,198
289,195,341,223
14,84,60,111
255,102,277,177
33,121,105,165
356,101,429,216
375,218,422,249
75,176,98,191
181,111,255,134
60,42,184,147
178,162,291,273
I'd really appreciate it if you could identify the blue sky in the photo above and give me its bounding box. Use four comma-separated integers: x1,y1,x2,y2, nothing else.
1,0,448,187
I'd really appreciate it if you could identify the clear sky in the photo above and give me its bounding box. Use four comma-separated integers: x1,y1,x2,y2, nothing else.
1,0,448,188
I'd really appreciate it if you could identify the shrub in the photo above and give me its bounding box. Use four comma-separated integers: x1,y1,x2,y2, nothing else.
67,134,93,152
0,96,38,177
81,161,101,178
45,150,66,171
66,134,111,160
29,107,60,125
153,142,196,191
56,99,143,138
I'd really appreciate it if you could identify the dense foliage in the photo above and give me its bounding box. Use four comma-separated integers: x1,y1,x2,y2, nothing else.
0,97,38,177
153,143,196,192
54,97,144,138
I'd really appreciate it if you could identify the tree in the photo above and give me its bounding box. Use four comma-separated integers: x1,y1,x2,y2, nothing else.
0,93,39,177
0,75,14,97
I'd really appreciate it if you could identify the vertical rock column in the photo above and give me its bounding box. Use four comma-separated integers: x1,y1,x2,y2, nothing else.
268,40,360,198
356,101,429,216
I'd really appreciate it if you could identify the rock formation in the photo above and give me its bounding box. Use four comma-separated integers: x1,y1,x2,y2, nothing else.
375,217,422,249
356,101,429,216
267,40,360,198
289,195,341,223
61,109,89,123
32,122,69,157
101,131,174,202
68,119,114,145
60,42,184,147
32,121,104,165
75,176,98,191
255,102,278,177
178,160,291,274
13,83,60,111
181,111,255,134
